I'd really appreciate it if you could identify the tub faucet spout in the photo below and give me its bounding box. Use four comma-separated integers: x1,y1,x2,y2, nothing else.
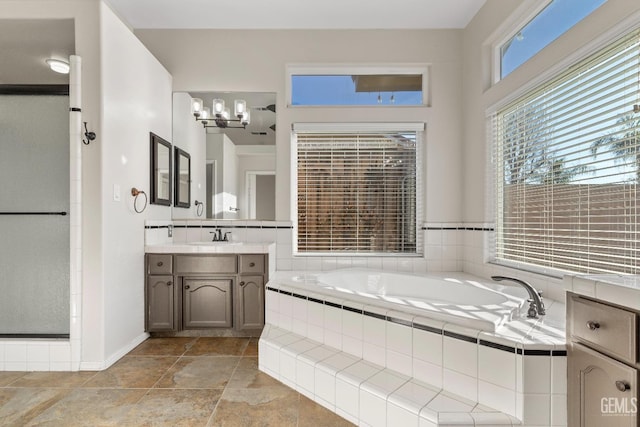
491,276,545,318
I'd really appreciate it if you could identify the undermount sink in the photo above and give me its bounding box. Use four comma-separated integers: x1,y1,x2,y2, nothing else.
187,241,241,245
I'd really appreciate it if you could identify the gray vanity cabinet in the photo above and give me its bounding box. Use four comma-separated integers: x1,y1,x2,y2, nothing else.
569,343,638,427
146,254,177,332
146,275,176,331
183,278,233,328
145,253,267,333
567,293,639,427
236,276,265,330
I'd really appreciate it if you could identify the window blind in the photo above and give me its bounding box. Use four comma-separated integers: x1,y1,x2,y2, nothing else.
295,128,420,254
493,28,640,274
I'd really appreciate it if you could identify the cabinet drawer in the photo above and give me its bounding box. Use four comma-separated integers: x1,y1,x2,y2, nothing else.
239,255,264,274
147,254,173,275
569,295,637,363
175,255,237,274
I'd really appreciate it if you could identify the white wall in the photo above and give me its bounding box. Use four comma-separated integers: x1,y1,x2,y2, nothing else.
135,29,464,225
99,1,172,366
172,92,206,219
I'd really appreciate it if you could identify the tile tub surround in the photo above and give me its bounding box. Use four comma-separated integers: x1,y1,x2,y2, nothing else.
260,271,568,426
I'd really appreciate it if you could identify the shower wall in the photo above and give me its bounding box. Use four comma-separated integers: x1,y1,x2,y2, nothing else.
0,94,70,336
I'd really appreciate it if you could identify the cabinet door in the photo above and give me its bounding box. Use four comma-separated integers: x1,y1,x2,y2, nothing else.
147,275,175,331
183,278,233,328
236,276,265,330
568,343,638,427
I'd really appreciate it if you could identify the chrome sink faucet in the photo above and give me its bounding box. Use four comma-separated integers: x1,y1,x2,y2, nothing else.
491,276,546,318
209,229,231,242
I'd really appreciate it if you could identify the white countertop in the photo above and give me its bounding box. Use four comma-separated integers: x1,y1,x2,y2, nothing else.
145,242,275,254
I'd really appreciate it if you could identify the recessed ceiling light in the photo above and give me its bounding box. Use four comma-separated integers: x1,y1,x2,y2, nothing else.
46,58,70,74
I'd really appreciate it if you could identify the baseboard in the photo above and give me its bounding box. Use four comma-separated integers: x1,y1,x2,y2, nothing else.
79,332,150,371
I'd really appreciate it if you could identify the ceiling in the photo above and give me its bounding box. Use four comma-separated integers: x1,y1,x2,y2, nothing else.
104,0,486,30
0,19,74,85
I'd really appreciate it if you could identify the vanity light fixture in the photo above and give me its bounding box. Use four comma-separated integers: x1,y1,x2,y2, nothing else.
45,58,70,74
191,97,251,129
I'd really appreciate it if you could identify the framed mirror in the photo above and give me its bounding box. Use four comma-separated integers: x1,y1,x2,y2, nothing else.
174,147,191,208
172,91,277,220
150,132,172,206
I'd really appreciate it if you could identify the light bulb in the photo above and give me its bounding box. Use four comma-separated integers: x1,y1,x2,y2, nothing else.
234,99,247,117
191,98,204,116
212,99,225,116
241,111,250,126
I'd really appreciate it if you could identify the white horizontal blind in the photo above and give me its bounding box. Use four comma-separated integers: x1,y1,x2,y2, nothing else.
295,129,420,254
493,28,640,274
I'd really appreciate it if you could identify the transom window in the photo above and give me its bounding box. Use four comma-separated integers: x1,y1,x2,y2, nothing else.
288,65,428,106
499,0,606,80
294,123,423,255
492,28,640,275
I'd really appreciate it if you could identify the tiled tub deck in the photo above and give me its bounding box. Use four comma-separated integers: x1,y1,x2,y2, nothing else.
259,271,567,427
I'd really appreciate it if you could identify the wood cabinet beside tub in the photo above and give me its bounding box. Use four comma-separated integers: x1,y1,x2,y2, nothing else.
567,292,639,427
145,253,267,333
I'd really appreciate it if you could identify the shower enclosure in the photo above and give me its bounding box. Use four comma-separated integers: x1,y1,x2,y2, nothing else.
0,90,70,337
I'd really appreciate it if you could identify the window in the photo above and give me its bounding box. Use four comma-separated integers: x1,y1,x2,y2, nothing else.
499,0,606,80
294,123,423,255
288,65,428,106
493,28,640,275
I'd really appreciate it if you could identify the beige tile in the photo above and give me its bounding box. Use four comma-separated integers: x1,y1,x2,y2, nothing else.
128,337,198,356
155,356,239,389
83,356,178,389
243,338,259,357
298,394,355,427
184,337,250,356
0,371,26,387
10,371,97,388
26,388,147,426
209,387,299,427
124,388,222,426
0,388,71,426
227,357,282,389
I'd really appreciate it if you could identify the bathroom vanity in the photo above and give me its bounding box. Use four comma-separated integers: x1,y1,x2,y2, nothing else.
144,243,274,334
567,292,639,426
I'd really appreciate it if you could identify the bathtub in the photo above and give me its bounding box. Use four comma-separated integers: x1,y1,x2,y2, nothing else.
278,269,526,332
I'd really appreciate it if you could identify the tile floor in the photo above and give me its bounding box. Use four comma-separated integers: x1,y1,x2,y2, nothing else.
0,337,354,426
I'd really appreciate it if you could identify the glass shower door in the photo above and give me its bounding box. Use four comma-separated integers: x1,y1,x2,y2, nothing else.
0,94,70,336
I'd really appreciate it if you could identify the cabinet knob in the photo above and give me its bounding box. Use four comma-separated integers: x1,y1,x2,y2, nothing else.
239,281,245,286
615,381,631,392
157,261,163,267
167,281,173,286
249,262,255,267
586,321,600,330
184,285,190,290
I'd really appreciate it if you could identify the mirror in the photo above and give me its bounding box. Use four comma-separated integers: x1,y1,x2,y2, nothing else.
171,91,276,220
174,147,191,208
150,132,171,206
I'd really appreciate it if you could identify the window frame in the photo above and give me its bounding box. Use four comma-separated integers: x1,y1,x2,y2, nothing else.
489,25,640,277
291,122,425,257
491,0,607,84
286,64,431,107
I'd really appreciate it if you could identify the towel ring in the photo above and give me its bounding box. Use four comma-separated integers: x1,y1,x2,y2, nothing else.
131,188,148,213
195,200,204,217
